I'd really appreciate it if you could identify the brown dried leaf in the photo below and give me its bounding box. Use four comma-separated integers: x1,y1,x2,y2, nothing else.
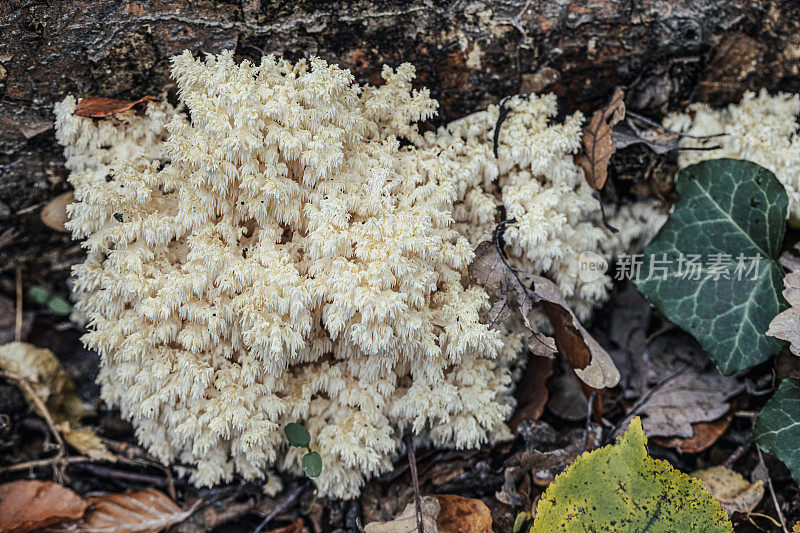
0,480,87,533
651,408,734,454
767,270,800,356
509,355,554,431
41,192,74,232
634,368,743,439
74,96,158,118
692,466,765,516
43,489,197,533
577,87,625,190
364,496,440,533
532,275,620,389
431,494,493,533
611,121,681,154
469,241,556,357
497,426,600,507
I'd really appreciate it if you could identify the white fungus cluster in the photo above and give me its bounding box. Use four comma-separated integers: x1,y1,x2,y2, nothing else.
55,51,662,497
664,90,800,225
424,95,664,320
56,51,512,498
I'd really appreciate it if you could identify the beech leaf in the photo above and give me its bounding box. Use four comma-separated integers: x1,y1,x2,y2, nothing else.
43,488,197,533
532,418,732,532
509,355,553,430
577,87,626,190
74,96,158,118
0,480,87,533
634,159,789,374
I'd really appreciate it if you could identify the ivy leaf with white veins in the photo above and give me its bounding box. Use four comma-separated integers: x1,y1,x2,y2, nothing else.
635,158,789,374
754,377,800,486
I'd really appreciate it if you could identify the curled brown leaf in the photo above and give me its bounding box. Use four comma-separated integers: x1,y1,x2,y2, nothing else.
74,96,158,118
577,87,626,190
43,488,198,533
0,480,87,533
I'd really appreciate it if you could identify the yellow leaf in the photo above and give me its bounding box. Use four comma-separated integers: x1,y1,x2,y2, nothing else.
532,417,732,532
63,426,116,462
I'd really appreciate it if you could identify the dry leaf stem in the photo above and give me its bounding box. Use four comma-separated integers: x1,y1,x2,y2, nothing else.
15,267,22,342
756,446,789,533
403,434,424,533
253,482,306,533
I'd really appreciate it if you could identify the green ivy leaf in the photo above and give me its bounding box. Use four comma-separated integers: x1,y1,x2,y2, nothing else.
532,417,732,532
754,377,800,486
635,159,788,374
302,451,322,478
284,423,310,448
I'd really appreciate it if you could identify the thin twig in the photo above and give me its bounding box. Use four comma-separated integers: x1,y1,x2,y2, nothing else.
15,267,22,342
722,440,752,468
756,446,788,533
403,434,424,533
165,465,177,500
493,96,518,158
1,370,68,482
645,323,676,343
605,367,691,443
0,455,86,474
593,191,618,233
253,482,305,533
584,392,596,450
70,462,179,488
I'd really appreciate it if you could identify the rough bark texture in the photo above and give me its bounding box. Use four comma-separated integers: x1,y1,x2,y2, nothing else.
2,0,800,295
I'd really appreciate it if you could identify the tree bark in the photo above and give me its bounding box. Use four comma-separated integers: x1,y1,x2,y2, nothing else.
2,0,799,293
